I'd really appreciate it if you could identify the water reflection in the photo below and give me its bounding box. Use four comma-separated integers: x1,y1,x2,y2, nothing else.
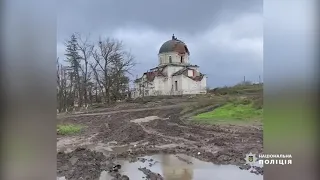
162,154,193,179
100,154,262,180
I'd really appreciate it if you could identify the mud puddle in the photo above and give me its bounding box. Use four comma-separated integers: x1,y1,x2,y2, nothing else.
100,154,262,180
130,116,165,123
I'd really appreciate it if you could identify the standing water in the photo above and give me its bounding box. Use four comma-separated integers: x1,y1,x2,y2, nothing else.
100,154,262,180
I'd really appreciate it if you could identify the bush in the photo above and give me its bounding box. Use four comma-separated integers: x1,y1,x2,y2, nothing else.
252,96,263,109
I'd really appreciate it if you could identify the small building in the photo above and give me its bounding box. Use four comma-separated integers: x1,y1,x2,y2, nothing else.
133,34,207,98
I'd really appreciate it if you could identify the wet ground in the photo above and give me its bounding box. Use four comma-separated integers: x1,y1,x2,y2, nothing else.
57,101,263,179
99,154,262,180
57,150,262,180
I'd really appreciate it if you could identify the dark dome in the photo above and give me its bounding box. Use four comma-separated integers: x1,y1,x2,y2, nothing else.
158,35,190,55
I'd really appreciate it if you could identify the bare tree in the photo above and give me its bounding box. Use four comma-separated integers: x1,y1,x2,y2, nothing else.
57,34,135,110
92,37,135,103
109,51,135,100
57,57,63,111
74,33,94,107
90,61,106,102
56,57,70,112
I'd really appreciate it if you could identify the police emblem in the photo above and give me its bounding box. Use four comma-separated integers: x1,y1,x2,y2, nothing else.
248,156,254,162
245,152,257,166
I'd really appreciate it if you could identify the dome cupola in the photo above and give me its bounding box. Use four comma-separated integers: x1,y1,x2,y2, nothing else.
158,34,190,55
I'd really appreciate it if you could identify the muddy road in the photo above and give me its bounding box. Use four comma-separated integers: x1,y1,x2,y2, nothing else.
57,103,263,179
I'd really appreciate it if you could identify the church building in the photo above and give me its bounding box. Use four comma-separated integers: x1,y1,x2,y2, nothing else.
133,35,207,98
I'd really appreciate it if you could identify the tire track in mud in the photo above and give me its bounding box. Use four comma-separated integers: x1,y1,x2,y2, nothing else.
129,116,225,156
58,106,263,175
138,116,262,156
57,103,196,119
134,120,197,145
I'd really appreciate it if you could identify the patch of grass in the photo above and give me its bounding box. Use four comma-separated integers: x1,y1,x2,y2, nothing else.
57,124,83,135
180,96,226,115
193,102,263,124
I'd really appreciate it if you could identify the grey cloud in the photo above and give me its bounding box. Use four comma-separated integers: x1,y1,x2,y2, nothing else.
58,0,262,40
197,49,263,87
58,0,263,88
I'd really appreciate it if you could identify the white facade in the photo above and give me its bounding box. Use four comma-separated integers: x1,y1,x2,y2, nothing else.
159,52,190,65
133,35,207,98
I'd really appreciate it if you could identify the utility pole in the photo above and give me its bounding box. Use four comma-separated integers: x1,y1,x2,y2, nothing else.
259,75,261,84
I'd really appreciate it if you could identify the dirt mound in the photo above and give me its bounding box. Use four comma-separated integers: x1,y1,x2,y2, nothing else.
144,134,169,145
93,108,181,145
144,119,186,136
206,137,228,146
57,148,107,180
98,122,148,144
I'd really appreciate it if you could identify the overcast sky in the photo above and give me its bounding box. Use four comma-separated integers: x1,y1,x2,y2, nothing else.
57,0,263,88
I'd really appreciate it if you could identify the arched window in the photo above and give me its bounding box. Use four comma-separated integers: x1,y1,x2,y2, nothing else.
169,56,172,63
180,56,183,63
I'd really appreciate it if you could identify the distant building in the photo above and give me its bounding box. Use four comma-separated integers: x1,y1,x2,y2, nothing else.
133,34,207,98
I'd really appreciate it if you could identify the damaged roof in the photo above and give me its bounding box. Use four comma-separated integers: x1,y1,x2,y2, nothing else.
172,67,205,82
150,64,198,71
158,35,190,55
136,67,166,82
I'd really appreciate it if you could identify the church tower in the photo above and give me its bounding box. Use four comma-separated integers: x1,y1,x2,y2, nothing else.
158,34,190,65
132,34,207,99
